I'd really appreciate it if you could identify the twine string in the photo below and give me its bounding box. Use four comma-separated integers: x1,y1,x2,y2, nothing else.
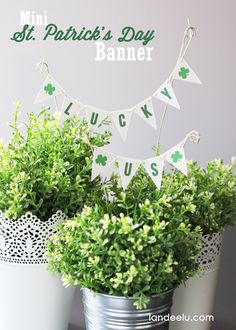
156,20,196,149
37,60,65,113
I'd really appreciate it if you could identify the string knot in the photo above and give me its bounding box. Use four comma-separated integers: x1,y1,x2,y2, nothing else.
185,26,196,39
37,59,50,75
188,130,201,143
181,130,200,146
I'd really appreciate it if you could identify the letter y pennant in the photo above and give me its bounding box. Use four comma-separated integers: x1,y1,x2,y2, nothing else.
153,82,180,109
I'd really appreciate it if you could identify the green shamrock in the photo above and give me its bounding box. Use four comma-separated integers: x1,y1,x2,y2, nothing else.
44,83,56,95
178,67,190,79
95,154,108,166
171,151,183,163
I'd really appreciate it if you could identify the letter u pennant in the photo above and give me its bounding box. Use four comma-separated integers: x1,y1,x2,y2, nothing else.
118,158,140,190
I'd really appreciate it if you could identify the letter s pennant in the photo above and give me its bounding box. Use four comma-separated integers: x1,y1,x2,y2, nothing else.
142,156,165,189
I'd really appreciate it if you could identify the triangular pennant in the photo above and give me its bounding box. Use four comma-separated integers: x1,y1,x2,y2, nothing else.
153,82,180,109
34,75,64,103
143,156,164,189
134,98,157,129
85,106,109,129
165,145,187,175
91,148,116,181
118,158,140,190
60,96,83,122
111,111,133,141
173,60,202,84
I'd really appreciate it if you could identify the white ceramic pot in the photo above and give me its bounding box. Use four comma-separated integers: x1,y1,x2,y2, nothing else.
0,263,74,330
170,231,223,330
0,210,75,330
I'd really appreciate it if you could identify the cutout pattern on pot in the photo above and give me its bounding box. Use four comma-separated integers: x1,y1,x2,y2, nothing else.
196,231,223,274
0,210,66,265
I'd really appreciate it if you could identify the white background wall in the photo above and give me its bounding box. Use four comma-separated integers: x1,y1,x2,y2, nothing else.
0,1,235,329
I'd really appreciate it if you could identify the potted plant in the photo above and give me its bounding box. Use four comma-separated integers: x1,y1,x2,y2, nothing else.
47,170,202,330
0,103,110,330
167,160,236,330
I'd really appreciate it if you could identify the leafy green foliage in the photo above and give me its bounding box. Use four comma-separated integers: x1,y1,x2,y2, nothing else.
0,104,111,220
163,160,236,235
109,158,236,235
47,198,201,309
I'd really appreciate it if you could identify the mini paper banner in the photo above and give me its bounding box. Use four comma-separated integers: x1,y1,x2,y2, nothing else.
85,106,108,129
62,96,82,117
134,98,157,129
153,82,180,109
165,145,187,175
91,149,116,181
34,75,64,103
173,60,202,84
111,111,133,141
117,158,140,189
143,156,165,189
91,130,197,189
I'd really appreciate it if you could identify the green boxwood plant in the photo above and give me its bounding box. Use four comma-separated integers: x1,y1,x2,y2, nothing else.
164,160,236,235
0,103,110,220
47,190,201,309
109,159,236,235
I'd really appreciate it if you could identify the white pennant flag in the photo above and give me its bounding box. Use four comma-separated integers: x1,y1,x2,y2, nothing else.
153,82,180,109
91,149,116,181
85,106,109,130
143,156,165,189
34,75,64,103
111,111,133,141
61,96,83,121
165,144,187,175
118,158,140,190
134,98,157,129
173,60,202,84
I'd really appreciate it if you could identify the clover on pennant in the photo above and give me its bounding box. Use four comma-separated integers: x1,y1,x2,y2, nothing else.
171,151,183,163
95,154,108,166
178,67,190,79
44,83,56,95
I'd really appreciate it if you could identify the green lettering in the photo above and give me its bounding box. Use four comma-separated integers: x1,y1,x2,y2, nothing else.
11,25,35,42
118,26,135,43
44,23,58,40
124,162,132,176
119,114,126,127
161,87,172,100
141,104,152,119
90,112,99,125
151,163,158,176
64,102,73,116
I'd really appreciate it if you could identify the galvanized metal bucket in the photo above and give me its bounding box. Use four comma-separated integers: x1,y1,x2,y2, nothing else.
82,288,174,329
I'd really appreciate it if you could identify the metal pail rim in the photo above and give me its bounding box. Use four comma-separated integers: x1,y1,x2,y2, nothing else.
83,287,175,301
